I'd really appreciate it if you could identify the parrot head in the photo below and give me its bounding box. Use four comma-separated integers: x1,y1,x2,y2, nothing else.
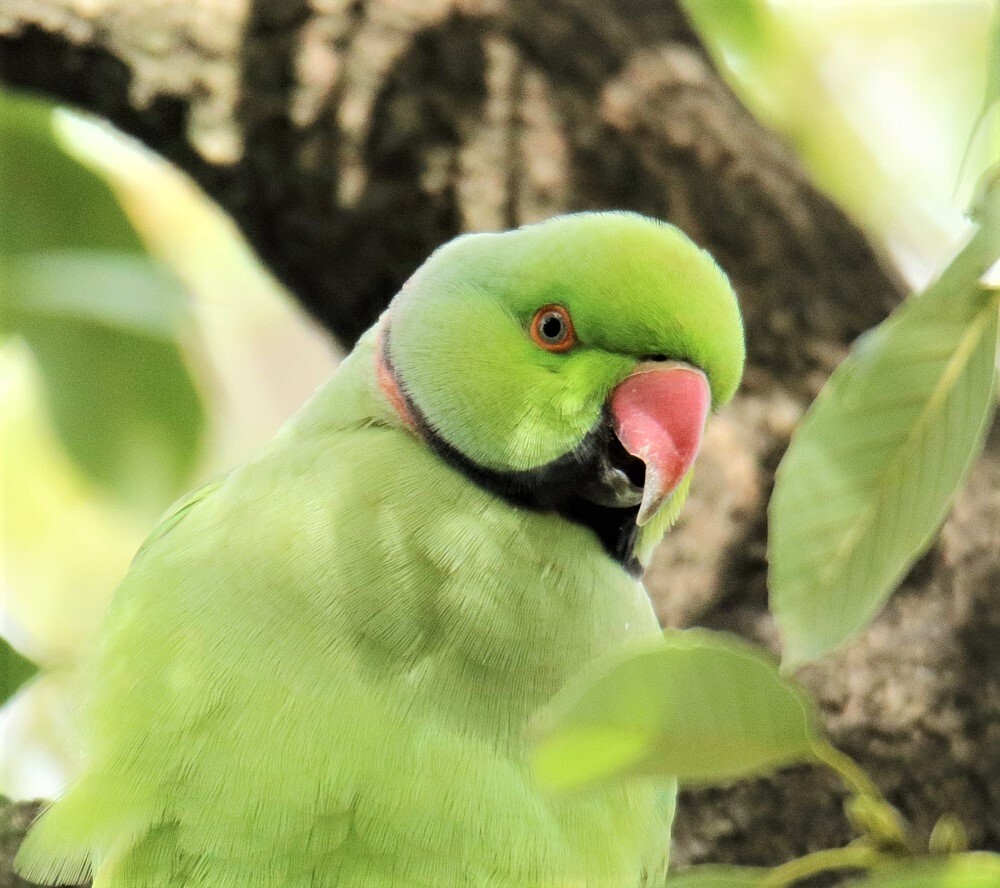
380,212,744,574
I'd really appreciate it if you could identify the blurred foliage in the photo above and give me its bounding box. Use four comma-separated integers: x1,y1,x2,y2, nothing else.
764,5,1000,663
1,346,148,661
0,91,205,515
855,854,1000,888
0,640,36,706
0,88,337,797
667,867,764,887
668,853,1000,887
533,630,818,792
683,0,997,278
532,628,1000,885
967,4,1000,167
533,627,1000,886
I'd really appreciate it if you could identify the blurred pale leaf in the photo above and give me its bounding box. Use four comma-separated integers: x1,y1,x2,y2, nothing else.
532,630,818,792
0,639,37,706
9,252,184,336
770,175,1000,667
0,90,206,511
0,345,143,661
18,300,203,512
975,6,1000,133
0,92,336,799
853,853,1000,887
688,1,993,277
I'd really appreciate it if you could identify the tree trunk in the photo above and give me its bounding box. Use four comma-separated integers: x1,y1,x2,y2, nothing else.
3,0,997,882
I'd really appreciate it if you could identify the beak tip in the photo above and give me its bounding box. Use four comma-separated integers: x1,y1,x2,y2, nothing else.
611,361,710,530
635,470,665,527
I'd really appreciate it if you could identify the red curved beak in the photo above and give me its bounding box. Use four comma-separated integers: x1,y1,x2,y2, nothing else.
610,361,711,526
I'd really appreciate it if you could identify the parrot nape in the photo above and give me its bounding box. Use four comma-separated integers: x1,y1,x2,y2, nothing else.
17,212,744,888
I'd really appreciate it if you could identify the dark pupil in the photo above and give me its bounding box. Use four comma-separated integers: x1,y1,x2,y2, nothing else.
541,314,564,341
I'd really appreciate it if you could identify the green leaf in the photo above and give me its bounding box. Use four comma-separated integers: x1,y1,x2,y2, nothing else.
7,252,204,513
16,258,204,513
0,638,38,706
0,89,207,512
854,853,1000,887
532,629,820,792
667,866,765,887
769,179,1000,671
0,91,145,257
771,283,1000,666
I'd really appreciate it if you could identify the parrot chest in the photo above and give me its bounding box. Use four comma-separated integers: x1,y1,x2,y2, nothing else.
313,470,671,886
67,425,672,888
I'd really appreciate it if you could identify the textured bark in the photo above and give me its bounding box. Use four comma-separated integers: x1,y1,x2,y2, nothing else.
0,800,39,888
2,0,995,883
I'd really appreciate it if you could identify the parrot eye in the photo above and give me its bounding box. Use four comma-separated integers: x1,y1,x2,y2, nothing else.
530,304,576,352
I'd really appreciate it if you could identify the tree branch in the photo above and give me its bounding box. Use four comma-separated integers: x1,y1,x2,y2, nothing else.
0,0,899,361
1,799,39,888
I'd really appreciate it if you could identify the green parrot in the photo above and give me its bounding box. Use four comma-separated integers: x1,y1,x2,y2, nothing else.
17,212,744,888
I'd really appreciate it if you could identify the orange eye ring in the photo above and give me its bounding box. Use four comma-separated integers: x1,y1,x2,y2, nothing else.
530,304,576,353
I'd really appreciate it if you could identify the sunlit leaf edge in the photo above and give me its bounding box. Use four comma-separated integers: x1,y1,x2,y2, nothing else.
533,628,820,792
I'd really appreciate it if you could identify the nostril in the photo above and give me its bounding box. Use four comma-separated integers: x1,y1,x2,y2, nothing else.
644,354,670,362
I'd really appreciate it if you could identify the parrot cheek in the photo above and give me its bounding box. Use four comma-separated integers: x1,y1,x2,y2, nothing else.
609,361,711,526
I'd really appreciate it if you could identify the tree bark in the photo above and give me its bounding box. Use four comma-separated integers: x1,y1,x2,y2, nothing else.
3,0,996,882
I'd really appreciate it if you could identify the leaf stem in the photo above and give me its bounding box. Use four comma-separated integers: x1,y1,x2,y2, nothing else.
762,842,879,887
812,741,914,853
811,741,883,802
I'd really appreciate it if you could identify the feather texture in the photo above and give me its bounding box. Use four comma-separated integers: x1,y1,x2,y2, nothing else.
18,213,744,888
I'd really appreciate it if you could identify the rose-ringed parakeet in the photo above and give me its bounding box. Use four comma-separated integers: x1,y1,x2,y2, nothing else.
17,212,744,888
